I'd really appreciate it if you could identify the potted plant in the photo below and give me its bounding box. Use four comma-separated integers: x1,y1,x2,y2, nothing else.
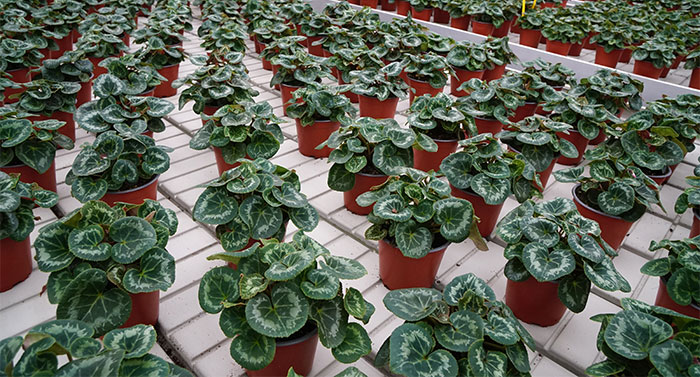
468,0,516,37
16,79,81,142
482,36,517,81
259,35,307,89
97,53,166,97
0,320,193,376
349,62,409,119
497,198,631,326
173,54,259,117
286,83,357,158
0,38,45,104
456,77,523,135
407,92,465,172
541,17,587,56
32,1,85,59
0,112,73,192
514,9,553,48
36,51,94,108
299,13,333,57
34,199,179,335
431,0,451,23
270,50,335,116
590,21,632,68
326,46,377,101
192,158,318,253
502,71,551,122
403,52,454,104
375,273,536,376
199,15,248,56
684,45,700,89
675,158,700,237
498,115,579,190
321,117,418,215
445,41,488,97
135,36,186,98
642,237,700,318
198,232,374,375
361,168,487,289
521,58,575,116
553,147,663,250
190,101,285,175
408,0,433,21
445,0,472,30
632,37,677,79
586,298,699,377
75,6,133,76
0,172,58,291
648,95,700,168
441,133,543,237
251,18,294,61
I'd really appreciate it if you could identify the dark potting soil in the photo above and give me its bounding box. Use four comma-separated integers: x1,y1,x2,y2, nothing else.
279,321,317,343
359,163,384,176
423,126,459,141
385,233,449,251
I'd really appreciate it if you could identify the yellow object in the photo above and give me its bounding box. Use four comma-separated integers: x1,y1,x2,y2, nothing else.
522,0,537,16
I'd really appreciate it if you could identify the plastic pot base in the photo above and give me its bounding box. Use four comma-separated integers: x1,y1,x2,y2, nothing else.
506,277,567,327
379,239,447,290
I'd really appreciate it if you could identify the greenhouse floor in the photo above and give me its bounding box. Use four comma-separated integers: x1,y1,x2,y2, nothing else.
1,8,699,377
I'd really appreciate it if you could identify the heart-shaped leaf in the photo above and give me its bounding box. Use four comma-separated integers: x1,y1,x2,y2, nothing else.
434,310,484,352
122,247,175,293
383,288,443,321
310,297,349,348
604,310,673,360
332,323,372,363
103,324,156,359
389,323,458,377
68,225,110,261
198,266,240,314
109,217,157,264
193,187,239,225
245,282,309,338
521,243,576,282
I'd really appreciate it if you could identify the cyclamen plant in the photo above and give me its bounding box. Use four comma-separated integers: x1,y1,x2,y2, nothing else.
34,200,179,335
99,53,166,95
361,168,488,258
441,133,542,205
286,83,357,126
403,52,454,89
0,172,58,241
586,298,699,377
270,50,335,88
456,78,524,125
198,232,375,371
0,321,193,377
407,92,466,141
375,273,536,377
521,58,575,88
17,79,81,116
571,69,644,114
349,62,409,101
192,159,318,252
321,117,424,192
497,198,631,312
675,157,700,215
642,236,700,308
0,113,73,174
545,91,618,141
190,101,285,162
446,41,489,72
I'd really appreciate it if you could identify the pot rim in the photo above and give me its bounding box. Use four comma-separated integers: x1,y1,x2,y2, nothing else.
646,165,672,180
355,171,387,178
1,161,48,170
7,66,29,73
275,323,318,346
358,93,399,101
107,174,159,195
380,238,450,254
659,274,700,310
451,65,486,73
473,115,499,122
159,62,180,69
693,207,700,220
571,183,626,221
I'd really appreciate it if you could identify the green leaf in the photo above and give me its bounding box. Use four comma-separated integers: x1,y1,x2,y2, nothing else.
666,268,699,306
239,196,283,239
322,255,367,279
265,249,315,281
372,141,412,175
522,218,560,248
604,310,674,360
103,324,157,359
484,312,520,346
468,341,507,377
534,197,575,217
35,223,75,272
395,221,433,258
245,282,309,338
239,273,267,300
506,342,531,373
0,336,24,373
649,339,693,377
470,174,509,205
434,310,484,352
68,225,110,261
28,320,95,351
443,273,497,305
440,153,473,190
0,191,20,212
568,234,605,263
230,329,275,371
584,258,631,293
586,360,626,377
69,338,102,358
557,273,591,313
141,147,170,175
328,163,355,192
56,269,131,336
288,204,319,232
93,73,125,97
433,198,473,242
343,287,366,320
521,243,576,282
122,247,175,293
383,288,443,321
118,354,170,377
598,182,635,216
301,269,340,299
109,217,157,264
373,195,411,221
332,323,372,363
198,266,240,314
310,297,349,348
389,323,458,377
15,139,56,174
55,350,125,377
193,187,239,225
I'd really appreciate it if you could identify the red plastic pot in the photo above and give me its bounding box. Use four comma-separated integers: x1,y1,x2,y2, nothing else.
89,57,110,78
413,139,458,172
101,175,159,206
572,184,633,250
647,167,672,186
583,32,598,50
76,78,93,108
540,0,567,7
339,76,358,103
358,95,399,119
121,291,160,328
381,0,397,11
307,36,325,57
410,6,432,21
450,15,471,30
537,158,557,191
4,67,31,104
589,132,606,145
344,173,388,215
253,36,261,53
491,19,513,38
450,185,504,237
1,162,57,193
595,46,623,68
509,102,537,123
568,41,584,57
349,0,360,4
50,35,73,59
154,63,179,98
295,119,340,158
396,0,410,15
0,237,32,292
379,239,448,290
692,208,700,238
690,68,700,90
201,105,219,127
360,0,378,8
556,129,588,165
519,29,542,48
450,67,484,97
633,60,664,79
654,277,700,319
433,8,450,23
271,64,281,90
619,48,633,63
510,18,522,34
212,147,249,176
471,20,494,36
408,77,443,104
545,40,572,55
245,326,319,377
295,24,307,47
474,116,503,135
30,111,75,142
482,64,506,82
280,83,302,116
506,277,567,327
